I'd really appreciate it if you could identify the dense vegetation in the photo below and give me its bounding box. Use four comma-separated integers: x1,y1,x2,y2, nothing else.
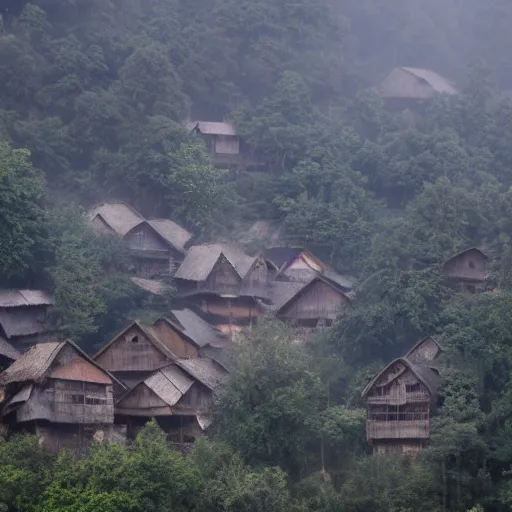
4,0,512,510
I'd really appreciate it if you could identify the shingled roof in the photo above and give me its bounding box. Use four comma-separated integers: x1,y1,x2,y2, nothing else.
0,340,124,388
174,243,256,282
147,219,193,253
163,309,224,348
88,202,144,236
0,290,53,308
175,357,228,391
186,121,237,136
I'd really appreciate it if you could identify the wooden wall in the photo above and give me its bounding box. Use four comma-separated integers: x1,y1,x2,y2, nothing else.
95,324,170,372
152,320,198,358
125,223,169,253
200,296,262,319
444,251,486,282
202,257,241,295
116,383,172,416
279,280,350,320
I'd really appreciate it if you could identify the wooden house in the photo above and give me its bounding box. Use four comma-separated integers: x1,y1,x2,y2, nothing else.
94,320,176,389
0,290,54,349
88,202,193,278
115,357,228,443
362,336,441,455
174,243,272,330
378,67,458,113
265,247,354,292
186,121,242,169
152,309,227,359
269,277,351,336
443,248,488,293
0,340,126,453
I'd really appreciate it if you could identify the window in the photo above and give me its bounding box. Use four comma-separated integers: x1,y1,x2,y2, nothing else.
405,383,422,393
469,260,475,269
131,335,139,343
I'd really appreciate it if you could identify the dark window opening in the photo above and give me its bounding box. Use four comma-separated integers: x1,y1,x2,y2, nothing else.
469,260,475,269
405,383,422,393
131,336,139,343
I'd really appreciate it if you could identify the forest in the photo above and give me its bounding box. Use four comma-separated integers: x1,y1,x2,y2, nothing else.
3,0,512,510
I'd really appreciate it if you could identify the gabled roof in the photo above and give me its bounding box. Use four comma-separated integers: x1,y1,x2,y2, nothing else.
175,357,228,391
444,247,488,265
174,243,256,282
88,202,144,236
269,276,351,313
186,121,237,136
0,310,49,339
361,357,440,399
264,247,304,270
0,337,20,361
93,320,176,362
160,309,224,348
0,290,53,308
401,67,458,95
147,219,193,253
405,335,442,365
117,364,195,408
0,340,125,389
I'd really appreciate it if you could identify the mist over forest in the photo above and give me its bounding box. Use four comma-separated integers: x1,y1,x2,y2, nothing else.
2,1,512,511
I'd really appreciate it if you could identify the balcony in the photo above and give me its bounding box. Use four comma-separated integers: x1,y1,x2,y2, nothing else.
366,419,429,440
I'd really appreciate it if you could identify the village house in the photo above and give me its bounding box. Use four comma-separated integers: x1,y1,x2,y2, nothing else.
443,248,488,293
115,357,228,444
265,246,354,292
362,336,441,455
88,202,193,278
93,320,176,389
378,67,458,112
0,289,54,350
268,276,352,339
186,121,242,169
174,243,273,332
0,340,126,453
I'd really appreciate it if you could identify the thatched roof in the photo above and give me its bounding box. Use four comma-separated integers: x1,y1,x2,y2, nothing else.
361,357,440,399
186,121,237,136
163,309,224,348
88,202,144,236
0,290,53,308
405,335,442,365
0,310,48,338
130,277,167,295
174,243,256,282
0,337,20,361
147,219,193,253
175,357,228,391
0,340,124,388
93,320,176,362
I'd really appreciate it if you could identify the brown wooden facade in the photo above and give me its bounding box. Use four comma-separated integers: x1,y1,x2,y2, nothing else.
443,248,487,293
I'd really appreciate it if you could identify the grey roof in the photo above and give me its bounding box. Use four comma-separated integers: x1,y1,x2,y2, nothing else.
0,290,53,308
166,309,224,348
401,67,458,95
2,384,33,417
144,365,194,407
444,247,488,265
323,270,354,290
175,357,228,391
147,219,193,253
0,310,49,338
405,335,442,365
88,202,144,236
361,357,441,398
130,277,167,295
267,281,306,311
0,342,64,384
0,337,20,361
174,243,256,282
186,121,236,136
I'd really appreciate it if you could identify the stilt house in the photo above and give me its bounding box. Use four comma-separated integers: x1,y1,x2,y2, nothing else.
443,248,488,293
88,202,193,278
0,340,126,453
0,290,54,350
362,336,441,455
115,357,227,443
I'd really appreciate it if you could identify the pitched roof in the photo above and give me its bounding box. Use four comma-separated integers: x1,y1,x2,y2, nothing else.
0,310,49,338
51,357,113,384
175,357,228,391
130,277,167,295
88,202,144,236
186,121,237,136
147,219,193,253
163,309,224,348
444,247,488,265
405,335,442,365
361,357,440,398
401,67,458,95
93,320,176,362
0,340,123,388
264,247,304,270
174,243,256,282
0,337,20,361
0,290,53,308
